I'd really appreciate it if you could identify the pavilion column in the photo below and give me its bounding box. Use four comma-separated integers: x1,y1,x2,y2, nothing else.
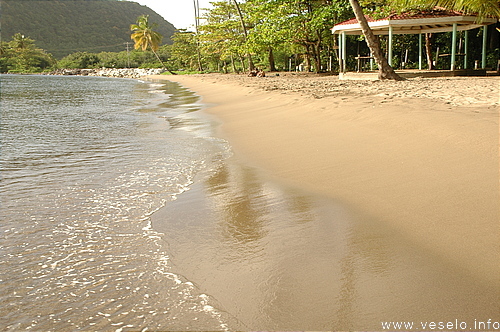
451,23,457,71
342,32,347,72
418,33,423,70
464,30,469,69
338,32,347,73
388,26,393,66
338,33,343,72
481,25,488,69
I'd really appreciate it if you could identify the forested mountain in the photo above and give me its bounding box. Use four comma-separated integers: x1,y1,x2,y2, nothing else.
1,0,177,58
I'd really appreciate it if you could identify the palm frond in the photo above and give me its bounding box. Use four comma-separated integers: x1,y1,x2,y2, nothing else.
397,0,500,18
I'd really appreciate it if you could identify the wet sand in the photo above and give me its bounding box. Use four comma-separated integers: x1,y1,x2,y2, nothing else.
148,73,499,329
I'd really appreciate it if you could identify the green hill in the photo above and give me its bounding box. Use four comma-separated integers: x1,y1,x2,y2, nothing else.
0,0,177,59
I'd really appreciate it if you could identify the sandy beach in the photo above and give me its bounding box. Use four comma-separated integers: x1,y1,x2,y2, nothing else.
149,73,499,288
144,73,499,330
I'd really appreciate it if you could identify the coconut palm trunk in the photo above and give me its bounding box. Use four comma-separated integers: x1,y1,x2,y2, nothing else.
151,47,176,75
348,0,403,80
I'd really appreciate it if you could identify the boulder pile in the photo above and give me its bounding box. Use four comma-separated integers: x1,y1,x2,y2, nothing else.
48,68,166,78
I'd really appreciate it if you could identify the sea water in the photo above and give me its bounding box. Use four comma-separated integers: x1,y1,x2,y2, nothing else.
0,74,236,331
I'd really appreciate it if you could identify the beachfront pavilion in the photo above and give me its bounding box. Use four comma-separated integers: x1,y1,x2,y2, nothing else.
331,8,498,73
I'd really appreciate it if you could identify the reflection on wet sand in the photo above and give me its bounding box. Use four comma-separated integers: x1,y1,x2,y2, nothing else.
207,164,268,247
152,156,499,331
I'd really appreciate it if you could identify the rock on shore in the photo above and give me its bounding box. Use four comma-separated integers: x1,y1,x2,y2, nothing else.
49,68,166,78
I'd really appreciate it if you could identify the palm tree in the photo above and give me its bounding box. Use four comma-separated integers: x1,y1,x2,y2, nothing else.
396,0,500,19
348,0,403,80
130,15,176,74
11,33,35,51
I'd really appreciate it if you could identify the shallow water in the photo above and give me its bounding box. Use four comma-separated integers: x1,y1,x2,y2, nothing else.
0,75,237,331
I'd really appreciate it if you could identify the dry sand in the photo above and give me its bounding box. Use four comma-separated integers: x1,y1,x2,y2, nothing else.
148,73,499,286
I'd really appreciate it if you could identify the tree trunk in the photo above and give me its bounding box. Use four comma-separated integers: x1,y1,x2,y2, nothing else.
246,54,255,71
268,47,276,72
311,44,321,73
193,0,203,71
231,54,238,73
305,49,312,72
232,0,255,71
348,0,403,80
314,31,323,73
314,42,322,73
425,33,434,70
150,45,176,75
239,55,247,72
195,39,203,72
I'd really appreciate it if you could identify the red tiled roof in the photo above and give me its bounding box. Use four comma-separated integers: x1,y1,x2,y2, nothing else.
334,7,469,27
336,15,375,26
387,7,466,20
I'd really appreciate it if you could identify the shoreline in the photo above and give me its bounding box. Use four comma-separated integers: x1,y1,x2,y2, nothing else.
147,73,499,286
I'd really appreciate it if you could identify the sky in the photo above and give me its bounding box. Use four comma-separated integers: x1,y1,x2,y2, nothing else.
133,0,214,31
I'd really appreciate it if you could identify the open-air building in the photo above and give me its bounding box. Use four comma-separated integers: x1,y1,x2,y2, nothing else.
331,8,498,79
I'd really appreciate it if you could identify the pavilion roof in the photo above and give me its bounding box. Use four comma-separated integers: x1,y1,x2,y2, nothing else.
332,7,497,35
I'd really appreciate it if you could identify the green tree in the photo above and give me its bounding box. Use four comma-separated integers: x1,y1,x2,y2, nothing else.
194,0,352,73
130,15,175,74
57,52,100,69
198,1,249,72
10,33,36,51
231,0,256,70
244,0,352,73
287,0,352,72
246,0,303,71
169,30,201,71
0,33,55,73
173,0,498,74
